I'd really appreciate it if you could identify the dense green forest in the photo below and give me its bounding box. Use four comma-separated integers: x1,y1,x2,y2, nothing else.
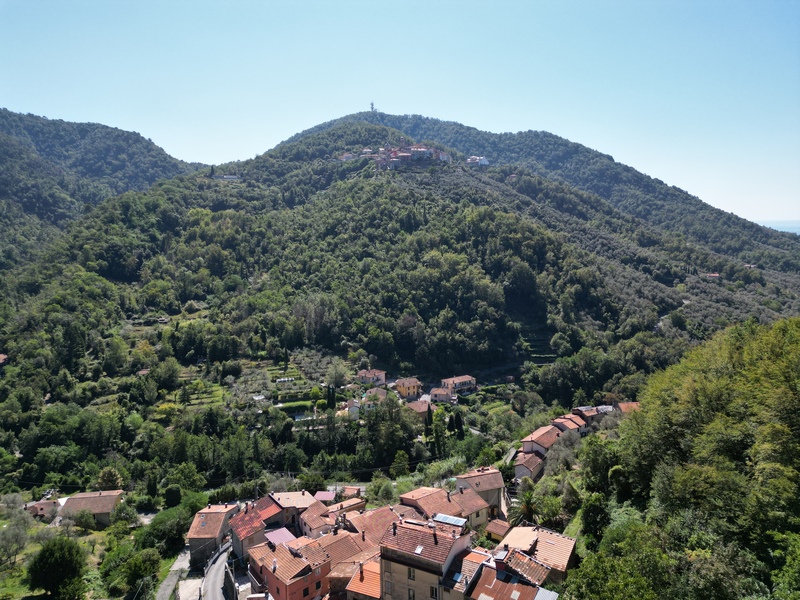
0,109,203,269
563,318,800,599
0,111,798,598
293,112,800,273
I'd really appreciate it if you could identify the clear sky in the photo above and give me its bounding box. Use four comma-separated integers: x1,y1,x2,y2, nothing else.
1,0,798,221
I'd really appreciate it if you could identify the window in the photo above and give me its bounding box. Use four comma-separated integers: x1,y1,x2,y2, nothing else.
316,581,321,590
430,586,438,599
408,567,416,581
408,590,416,600
314,568,321,576
303,588,309,598
385,581,393,595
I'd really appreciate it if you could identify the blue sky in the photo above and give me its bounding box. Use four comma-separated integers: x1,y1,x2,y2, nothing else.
1,0,798,221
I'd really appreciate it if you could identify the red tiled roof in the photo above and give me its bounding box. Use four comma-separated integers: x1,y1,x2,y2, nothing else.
451,487,489,516
345,560,381,599
505,548,551,586
314,491,335,503
564,414,586,428
401,487,463,519
469,565,539,600
380,521,460,566
485,519,511,538
442,548,488,593
271,491,318,510
266,527,296,545
396,377,421,387
316,532,368,567
250,543,313,584
301,500,334,531
456,467,504,491
552,417,579,431
442,375,475,386
329,497,366,517
522,426,561,449
342,486,361,498
61,490,123,516
499,526,575,573
188,511,226,539
617,401,641,413
230,496,281,540
345,505,422,547
405,400,430,414
515,451,544,472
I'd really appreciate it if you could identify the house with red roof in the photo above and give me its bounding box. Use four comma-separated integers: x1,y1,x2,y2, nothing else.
454,467,506,518
187,503,239,569
60,490,124,528
356,369,386,386
230,496,284,561
345,559,381,600
521,426,561,456
498,526,577,583
380,520,472,600
515,450,545,481
441,375,477,396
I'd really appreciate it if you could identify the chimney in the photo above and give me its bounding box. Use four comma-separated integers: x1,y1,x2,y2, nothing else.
362,530,366,542
260,565,263,574
392,522,397,535
447,492,451,502
272,558,277,573
301,489,306,495
208,503,211,509
359,562,363,575
459,486,464,494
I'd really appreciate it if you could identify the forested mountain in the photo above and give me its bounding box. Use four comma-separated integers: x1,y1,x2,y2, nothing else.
0,108,203,268
290,112,800,273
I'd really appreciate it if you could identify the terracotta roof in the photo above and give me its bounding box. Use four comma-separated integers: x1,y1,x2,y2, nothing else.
505,548,551,586
26,500,59,518
345,505,422,547
515,451,544,472
485,519,511,538
430,387,450,396
199,504,238,514
469,565,539,600
442,375,475,386
345,559,381,599
396,377,421,387
250,543,315,584
617,401,641,413
61,490,123,516
328,497,366,518
442,549,488,593
531,527,576,573
0,353,8,365
314,491,335,503
403,488,463,519
499,526,575,573
301,500,334,531
357,369,385,378
405,400,431,414
316,532,369,567
266,527,296,545
564,414,586,428
271,491,317,510
380,521,460,566
456,467,504,491
522,425,561,450
364,388,387,401
230,496,281,540
188,511,226,539
342,486,361,498
451,487,489,516
551,417,579,431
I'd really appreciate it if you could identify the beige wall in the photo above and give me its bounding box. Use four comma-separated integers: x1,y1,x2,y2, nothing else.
381,559,441,600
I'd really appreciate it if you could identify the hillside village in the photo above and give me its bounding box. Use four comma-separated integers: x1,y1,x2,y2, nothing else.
17,370,641,600
339,144,488,170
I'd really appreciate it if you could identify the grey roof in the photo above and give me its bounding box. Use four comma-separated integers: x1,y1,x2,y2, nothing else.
535,588,560,600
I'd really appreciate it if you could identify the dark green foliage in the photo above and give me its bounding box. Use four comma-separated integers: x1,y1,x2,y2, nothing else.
27,535,86,598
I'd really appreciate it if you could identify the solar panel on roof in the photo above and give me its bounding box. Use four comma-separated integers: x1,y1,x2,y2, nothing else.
434,514,467,527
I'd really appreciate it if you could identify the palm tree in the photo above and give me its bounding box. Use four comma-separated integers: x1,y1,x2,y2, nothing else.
508,489,541,526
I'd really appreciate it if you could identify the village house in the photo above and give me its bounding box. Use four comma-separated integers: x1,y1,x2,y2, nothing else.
466,156,490,167
430,387,451,403
405,399,432,422
465,558,559,600
342,504,423,547
551,414,587,437
356,369,386,386
572,405,615,426
395,377,422,400
230,496,284,562
521,426,561,456
515,450,545,481
498,526,577,583
345,558,382,600
300,500,336,538
341,486,362,500
272,490,319,533
25,499,59,521
249,539,330,600
314,490,336,504
484,519,511,543
187,503,240,569
614,401,641,414
380,519,473,600
441,375,477,396
441,548,490,600
60,489,124,528
455,467,506,518
364,387,388,403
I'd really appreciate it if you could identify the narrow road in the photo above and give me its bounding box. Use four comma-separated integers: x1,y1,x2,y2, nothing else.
203,541,231,600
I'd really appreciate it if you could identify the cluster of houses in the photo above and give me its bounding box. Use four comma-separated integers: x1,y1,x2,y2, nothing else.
343,370,477,420
187,467,573,600
338,145,489,171
513,403,640,481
